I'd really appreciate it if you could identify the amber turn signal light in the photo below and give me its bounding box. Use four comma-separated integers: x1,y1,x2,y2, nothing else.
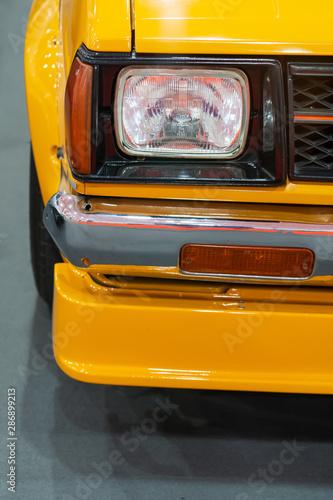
180,244,314,278
65,58,93,175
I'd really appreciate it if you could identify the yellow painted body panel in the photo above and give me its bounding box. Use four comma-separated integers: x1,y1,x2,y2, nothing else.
61,0,132,72
25,0,61,204
78,176,333,206
88,265,333,288
54,263,333,393
135,0,333,55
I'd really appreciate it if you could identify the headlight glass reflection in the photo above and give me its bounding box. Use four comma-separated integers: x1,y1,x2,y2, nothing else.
115,67,250,158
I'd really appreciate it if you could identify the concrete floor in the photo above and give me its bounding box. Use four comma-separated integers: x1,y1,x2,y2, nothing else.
1,1,333,499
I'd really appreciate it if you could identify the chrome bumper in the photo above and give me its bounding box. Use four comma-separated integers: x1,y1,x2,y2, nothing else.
44,192,333,281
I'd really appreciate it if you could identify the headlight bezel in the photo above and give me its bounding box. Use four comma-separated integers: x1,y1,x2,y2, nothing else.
65,45,287,186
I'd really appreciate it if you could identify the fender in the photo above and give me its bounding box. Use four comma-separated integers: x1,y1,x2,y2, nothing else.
25,0,61,205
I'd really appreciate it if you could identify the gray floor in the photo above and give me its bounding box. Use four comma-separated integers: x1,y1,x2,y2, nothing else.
1,1,333,499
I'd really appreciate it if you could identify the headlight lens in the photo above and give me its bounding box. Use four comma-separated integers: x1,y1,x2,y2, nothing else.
115,67,250,159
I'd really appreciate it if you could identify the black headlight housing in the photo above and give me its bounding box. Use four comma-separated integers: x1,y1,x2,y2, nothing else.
67,45,287,186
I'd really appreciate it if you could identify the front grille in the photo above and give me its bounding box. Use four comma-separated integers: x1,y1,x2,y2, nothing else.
293,74,333,111
294,124,333,174
289,64,333,180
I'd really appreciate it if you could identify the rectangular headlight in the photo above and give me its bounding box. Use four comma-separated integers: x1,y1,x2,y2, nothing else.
66,47,286,186
115,67,250,159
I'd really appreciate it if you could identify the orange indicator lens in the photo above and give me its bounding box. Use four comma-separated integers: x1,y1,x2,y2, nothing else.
180,244,314,278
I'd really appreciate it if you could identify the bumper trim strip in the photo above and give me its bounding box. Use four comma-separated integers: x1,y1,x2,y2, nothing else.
44,192,333,280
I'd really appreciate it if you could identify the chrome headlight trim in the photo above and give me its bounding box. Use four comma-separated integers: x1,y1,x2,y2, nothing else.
114,66,250,159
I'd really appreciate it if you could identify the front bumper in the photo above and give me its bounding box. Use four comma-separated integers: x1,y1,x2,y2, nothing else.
44,192,333,283
47,192,333,392
54,263,333,393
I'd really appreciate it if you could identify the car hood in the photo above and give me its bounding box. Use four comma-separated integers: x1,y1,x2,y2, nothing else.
134,0,333,55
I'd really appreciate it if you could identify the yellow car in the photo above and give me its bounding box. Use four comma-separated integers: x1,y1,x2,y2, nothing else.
25,0,333,393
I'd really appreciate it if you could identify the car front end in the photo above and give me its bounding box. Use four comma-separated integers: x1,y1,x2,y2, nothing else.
26,0,333,393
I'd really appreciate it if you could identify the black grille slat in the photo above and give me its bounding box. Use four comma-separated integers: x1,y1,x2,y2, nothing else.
294,124,333,173
293,75,333,111
289,64,333,180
